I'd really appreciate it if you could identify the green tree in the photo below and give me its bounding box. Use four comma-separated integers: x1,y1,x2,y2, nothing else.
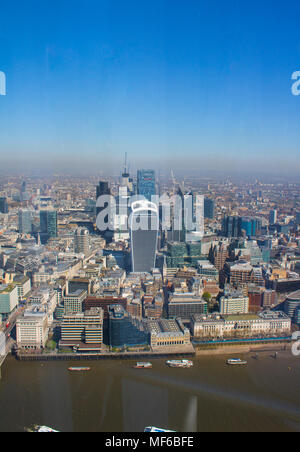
203,292,212,303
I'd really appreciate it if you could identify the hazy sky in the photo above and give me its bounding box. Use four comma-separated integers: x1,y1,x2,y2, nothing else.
0,0,300,176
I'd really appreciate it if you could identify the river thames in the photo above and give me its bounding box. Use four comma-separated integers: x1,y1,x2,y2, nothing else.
1,350,300,432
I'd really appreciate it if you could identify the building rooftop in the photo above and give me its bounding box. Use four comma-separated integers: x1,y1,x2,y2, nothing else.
225,314,259,321
0,284,16,294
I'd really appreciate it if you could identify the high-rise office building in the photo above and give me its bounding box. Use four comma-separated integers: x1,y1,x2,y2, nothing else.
96,181,110,200
130,200,158,273
222,215,240,237
204,198,215,219
40,209,58,242
0,197,8,214
108,305,149,348
18,209,33,234
96,181,111,235
223,216,262,238
74,228,90,255
269,209,277,225
60,308,104,352
137,169,156,201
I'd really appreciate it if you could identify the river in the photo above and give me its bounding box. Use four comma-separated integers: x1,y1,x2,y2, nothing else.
1,350,300,432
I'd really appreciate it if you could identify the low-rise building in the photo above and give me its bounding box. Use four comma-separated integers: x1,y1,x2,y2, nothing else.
13,275,31,302
148,318,191,350
168,292,208,320
191,311,291,339
0,284,18,316
63,289,87,315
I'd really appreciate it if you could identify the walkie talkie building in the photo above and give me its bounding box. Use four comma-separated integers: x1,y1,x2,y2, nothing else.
130,200,159,273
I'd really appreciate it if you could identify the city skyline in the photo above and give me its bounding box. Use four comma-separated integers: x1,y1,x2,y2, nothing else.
0,0,300,176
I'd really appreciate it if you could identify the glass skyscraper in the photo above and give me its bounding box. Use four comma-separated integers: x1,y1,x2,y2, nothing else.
130,200,158,273
137,169,156,201
204,198,215,219
0,197,8,214
18,210,33,234
40,210,58,241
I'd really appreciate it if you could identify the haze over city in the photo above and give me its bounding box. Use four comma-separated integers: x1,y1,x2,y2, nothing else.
0,0,300,176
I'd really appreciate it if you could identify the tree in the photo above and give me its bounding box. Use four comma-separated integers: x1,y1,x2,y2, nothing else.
203,292,212,303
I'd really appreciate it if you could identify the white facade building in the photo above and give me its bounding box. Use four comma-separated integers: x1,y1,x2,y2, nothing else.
16,307,49,349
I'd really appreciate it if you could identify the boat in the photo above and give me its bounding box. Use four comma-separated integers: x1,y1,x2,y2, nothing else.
27,425,59,432
227,358,247,366
133,362,152,369
144,426,176,432
68,367,91,372
166,359,193,368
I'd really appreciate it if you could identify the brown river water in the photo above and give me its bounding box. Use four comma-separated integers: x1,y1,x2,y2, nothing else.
0,350,300,432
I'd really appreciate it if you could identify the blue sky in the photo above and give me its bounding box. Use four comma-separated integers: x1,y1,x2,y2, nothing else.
0,0,300,176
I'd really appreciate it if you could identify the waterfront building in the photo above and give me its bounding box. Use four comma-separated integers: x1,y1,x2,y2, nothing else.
191,311,291,339
108,305,149,348
60,308,103,351
147,318,191,350
16,307,49,349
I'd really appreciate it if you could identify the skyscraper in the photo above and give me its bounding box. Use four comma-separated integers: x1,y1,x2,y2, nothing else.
0,197,8,214
96,181,110,200
130,200,158,273
74,228,90,255
269,209,277,225
222,215,240,237
137,170,156,202
96,181,111,234
40,209,58,242
223,215,261,238
204,198,215,219
18,209,33,234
